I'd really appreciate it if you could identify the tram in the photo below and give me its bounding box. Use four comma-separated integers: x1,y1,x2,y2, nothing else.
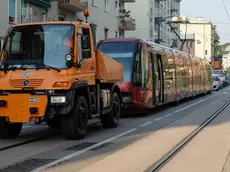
97,38,213,113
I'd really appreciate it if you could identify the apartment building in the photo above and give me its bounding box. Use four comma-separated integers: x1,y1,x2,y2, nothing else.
76,0,136,42
180,17,214,62
125,0,181,49
0,0,135,44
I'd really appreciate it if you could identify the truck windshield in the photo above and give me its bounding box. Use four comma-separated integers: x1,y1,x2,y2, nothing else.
0,24,74,70
98,42,138,82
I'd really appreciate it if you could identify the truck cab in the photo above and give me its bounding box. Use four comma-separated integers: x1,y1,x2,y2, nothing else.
0,22,123,140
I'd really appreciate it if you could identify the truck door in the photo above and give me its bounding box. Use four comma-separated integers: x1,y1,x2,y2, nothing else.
77,26,96,74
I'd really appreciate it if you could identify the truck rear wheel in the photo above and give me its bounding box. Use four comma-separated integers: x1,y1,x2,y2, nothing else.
101,92,121,128
62,96,89,140
0,117,22,138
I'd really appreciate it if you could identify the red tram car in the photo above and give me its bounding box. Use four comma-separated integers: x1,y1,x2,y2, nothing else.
97,38,213,113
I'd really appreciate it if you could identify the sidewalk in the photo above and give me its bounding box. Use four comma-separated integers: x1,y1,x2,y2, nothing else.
159,105,230,172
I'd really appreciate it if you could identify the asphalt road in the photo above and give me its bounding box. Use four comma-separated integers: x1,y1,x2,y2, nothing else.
0,88,229,172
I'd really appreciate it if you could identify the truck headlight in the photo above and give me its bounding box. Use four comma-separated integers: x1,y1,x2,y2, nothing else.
50,96,66,103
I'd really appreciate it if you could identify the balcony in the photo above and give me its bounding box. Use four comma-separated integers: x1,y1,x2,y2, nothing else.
58,0,88,12
119,18,136,31
120,0,135,3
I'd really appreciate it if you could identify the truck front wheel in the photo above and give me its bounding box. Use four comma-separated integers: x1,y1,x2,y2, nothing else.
0,117,22,138
62,96,89,140
101,92,121,128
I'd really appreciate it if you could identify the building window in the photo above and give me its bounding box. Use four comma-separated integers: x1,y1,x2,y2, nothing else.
105,28,109,39
59,13,65,21
150,8,153,16
9,0,16,23
92,0,97,6
105,0,109,12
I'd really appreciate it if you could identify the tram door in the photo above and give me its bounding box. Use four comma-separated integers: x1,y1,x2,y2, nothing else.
151,53,164,105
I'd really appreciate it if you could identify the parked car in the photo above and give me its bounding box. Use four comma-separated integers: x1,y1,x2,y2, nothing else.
213,69,227,87
213,75,221,91
227,75,230,85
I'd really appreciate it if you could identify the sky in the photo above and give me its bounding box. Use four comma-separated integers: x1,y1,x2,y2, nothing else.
181,0,230,44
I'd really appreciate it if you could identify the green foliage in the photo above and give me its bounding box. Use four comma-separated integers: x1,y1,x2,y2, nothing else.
119,9,131,20
213,25,230,58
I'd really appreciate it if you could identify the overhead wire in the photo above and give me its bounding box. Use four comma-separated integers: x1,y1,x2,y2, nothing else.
221,0,230,22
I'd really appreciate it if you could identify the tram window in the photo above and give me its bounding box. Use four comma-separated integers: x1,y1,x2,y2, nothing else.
142,45,149,87
133,44,142,85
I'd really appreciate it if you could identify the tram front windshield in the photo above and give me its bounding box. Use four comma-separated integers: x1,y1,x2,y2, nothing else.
98,42,138,82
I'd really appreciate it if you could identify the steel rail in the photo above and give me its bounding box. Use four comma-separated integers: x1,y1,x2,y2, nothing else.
146,99,230,172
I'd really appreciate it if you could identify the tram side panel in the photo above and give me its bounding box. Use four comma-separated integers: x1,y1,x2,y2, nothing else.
184,55,193,98
162,52,177,103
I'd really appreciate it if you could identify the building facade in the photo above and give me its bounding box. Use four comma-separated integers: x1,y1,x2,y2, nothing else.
180,34,195,55
0,0,136,43
124,0,181,49
180,17,214,62
223,53,230,70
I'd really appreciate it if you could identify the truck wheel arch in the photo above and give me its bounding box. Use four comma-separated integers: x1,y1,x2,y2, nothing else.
111,84,123,105
70,82,92,117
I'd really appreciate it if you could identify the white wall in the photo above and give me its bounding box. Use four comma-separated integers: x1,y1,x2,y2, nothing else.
125,0,150,40
180,21,213,61
77,0,123,43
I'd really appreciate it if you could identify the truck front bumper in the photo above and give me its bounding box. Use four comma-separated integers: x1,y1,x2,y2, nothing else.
0,90,75,123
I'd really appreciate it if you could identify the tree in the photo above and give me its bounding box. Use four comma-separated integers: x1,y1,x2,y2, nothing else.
119,9,131,20
213,25,230,58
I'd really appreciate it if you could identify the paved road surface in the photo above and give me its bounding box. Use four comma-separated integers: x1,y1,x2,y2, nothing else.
0,88,229,172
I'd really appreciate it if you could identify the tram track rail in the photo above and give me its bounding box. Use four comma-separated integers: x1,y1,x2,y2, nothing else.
146,99,230,172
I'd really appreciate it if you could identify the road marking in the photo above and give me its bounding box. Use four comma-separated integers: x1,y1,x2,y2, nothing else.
165,113,173,117
139,122,153,127
154,117,162,121
30,128,137,172
173,94,217,113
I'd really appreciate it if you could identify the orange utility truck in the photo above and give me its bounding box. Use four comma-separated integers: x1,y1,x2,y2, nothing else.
0,21,123,140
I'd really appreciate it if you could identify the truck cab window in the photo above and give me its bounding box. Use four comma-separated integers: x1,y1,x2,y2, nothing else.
78,27,92,63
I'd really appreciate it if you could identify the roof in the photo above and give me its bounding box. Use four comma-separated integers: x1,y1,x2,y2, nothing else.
99,38,143,43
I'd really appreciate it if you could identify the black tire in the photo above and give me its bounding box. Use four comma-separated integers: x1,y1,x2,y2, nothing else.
46,118,61,129
0,117,22,139
62,96,89,140
101,92,121,128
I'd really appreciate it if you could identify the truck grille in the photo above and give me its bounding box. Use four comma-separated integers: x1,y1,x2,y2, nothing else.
9,79,44,88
